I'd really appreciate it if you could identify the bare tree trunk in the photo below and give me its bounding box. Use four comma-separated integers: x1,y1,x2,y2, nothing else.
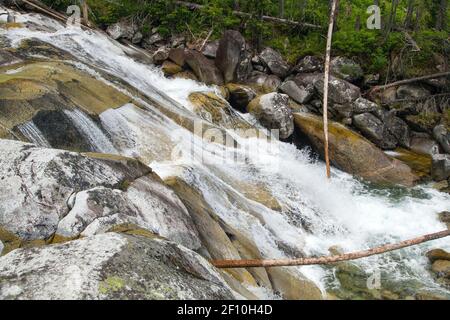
279,0,285,18
404,0,415,29
212,229,450,268
436,0,448,30
384,0,399,38
322,0,339,179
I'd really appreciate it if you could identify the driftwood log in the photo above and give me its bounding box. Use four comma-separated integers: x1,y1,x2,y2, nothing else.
212,229,450,268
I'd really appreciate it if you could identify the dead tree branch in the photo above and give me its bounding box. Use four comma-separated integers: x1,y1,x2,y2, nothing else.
371,71,450,92
212,229,450,268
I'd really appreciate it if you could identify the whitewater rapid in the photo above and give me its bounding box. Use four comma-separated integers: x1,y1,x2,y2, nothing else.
3,10,450,296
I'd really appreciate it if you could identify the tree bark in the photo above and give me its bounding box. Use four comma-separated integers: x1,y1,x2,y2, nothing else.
212,229,450,269
279,0,285,18
322,0,339,179
371,71,450,92
436,0,448,30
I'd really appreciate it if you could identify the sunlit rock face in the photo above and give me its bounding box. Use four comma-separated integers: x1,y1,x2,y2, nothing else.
0,232,237,300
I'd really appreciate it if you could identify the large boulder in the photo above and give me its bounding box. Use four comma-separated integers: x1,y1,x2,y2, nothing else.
433,125,450,154
279,80,315,104
106,20,137,41
185,50,224,85
294,113,418,186
259,47,290,78
431,154,450,181
410,132,441,155
0,232,237,300
215,30,252,83
351,97,379,114
202,40,219,59
330,57,364,83
353,113,398,150
0,140,200,251
247,93,294,139
188,92,251,130
314,75,361,105
168,48,187,67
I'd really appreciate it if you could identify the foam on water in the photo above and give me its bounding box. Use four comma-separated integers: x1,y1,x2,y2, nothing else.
3,10,450,296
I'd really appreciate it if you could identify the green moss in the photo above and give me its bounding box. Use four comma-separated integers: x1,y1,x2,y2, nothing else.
99,276,126,294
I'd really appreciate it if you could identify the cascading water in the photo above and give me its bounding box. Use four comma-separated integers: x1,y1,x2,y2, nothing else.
62,108,118,154
17,121,51,148
3,10,450,298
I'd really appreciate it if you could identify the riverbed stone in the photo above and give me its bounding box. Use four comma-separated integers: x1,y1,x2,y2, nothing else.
294,112,418,186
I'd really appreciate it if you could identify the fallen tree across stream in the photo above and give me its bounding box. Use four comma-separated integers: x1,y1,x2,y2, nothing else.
212,229,450,268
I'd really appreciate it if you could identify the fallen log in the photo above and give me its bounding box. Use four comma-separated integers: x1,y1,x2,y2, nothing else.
174,1,322,29
371,71,450,92
212,229,450,269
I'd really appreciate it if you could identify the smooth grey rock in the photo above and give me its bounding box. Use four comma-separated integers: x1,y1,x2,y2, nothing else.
432,154,450,181
202,40,219,58
314,75,361,105
280,80,315,104
410,136,441,156
106,20,137,41
247,93,294,139
353,113,397,149
434,125,450,154
186,50,224,85
0,140,200,250
352,97,379,114
0,233,237,300
0,241,3,256
330,56,363,83
215,30,252,83
259,47,290,78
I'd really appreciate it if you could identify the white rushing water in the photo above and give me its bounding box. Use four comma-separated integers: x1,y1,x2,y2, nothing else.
17,121,51,148
3,10,450,297
63,108,118,154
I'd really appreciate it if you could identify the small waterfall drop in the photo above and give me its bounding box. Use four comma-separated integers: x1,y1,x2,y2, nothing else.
17,121,51,148
63,108,118,154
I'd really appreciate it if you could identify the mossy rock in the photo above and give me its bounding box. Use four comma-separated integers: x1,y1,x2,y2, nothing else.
388,148,432,180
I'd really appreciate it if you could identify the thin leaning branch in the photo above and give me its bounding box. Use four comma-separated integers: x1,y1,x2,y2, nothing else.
371,71,450,92
211,229,450,269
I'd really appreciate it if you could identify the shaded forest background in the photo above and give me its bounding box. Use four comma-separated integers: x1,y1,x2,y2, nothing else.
42,0,450,79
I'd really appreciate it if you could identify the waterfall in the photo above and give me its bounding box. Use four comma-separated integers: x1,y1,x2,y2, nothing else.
4,10,450,297
17,121,51,148
63,109,118,154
